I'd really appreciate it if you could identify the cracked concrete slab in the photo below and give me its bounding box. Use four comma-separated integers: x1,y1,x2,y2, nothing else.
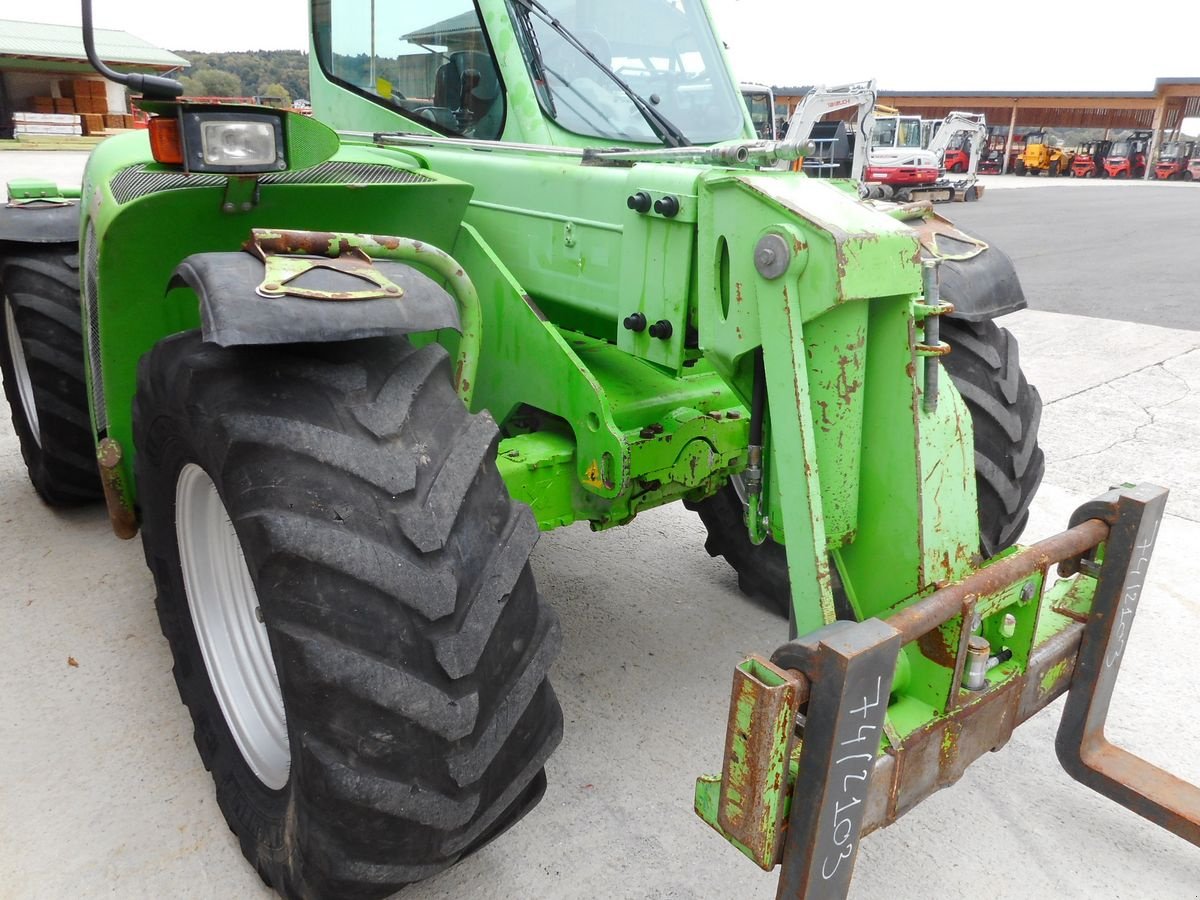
1003,311,1200,522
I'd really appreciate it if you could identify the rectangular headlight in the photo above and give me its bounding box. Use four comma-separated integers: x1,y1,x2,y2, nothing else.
181,111,286,174
200,120,277,166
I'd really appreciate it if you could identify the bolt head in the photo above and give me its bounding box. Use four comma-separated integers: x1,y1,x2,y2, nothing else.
753,233,791,279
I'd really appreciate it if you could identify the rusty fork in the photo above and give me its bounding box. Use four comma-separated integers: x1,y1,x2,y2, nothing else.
705,484,1198,900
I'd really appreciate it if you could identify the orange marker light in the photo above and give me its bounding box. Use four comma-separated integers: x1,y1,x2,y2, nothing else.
148,117,184,166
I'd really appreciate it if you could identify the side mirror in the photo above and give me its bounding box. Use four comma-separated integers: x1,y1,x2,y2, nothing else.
82,0,183,100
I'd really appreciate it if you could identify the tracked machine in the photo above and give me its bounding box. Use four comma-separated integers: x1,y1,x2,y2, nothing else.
0,1,1197,898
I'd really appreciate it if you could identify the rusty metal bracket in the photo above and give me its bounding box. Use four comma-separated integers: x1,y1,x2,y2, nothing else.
770,619,902,899
245,235,404,301
714,657,804,868
220,175,260,215
97,437,137,540
6,197,74,209
1055,483,1200,846
240,229,482,408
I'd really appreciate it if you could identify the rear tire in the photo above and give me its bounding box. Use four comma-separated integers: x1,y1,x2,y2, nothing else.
690,319,1043,612
0,244,103,505
135,331,562,899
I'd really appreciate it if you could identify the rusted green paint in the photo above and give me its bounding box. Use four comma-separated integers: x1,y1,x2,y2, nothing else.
700,657,799,869
1041,659,1071,696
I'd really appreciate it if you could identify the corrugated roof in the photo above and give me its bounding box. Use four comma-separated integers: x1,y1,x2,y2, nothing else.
0,19,187,69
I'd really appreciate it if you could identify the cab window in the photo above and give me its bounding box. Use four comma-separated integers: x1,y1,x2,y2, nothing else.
313,0,505,140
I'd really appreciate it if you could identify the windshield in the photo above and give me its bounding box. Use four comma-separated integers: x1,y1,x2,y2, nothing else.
872,117,925,148
742,90,772,139
1027,134,1046,146
509,0,745,144
1110,141,1131,157
1161,141,1181,159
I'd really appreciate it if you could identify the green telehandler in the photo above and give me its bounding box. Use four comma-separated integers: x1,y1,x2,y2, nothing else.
0,1,1196,897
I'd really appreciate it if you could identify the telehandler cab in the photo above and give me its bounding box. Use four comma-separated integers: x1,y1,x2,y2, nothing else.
1014,130,1072,176
1,1,1197,898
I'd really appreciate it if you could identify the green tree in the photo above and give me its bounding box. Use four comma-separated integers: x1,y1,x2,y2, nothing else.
183,68,244,97
174,50,310,104
258,82,291,106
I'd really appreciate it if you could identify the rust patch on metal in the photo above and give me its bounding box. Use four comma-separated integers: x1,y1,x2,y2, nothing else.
716,657,801,864
917,623,958,668
815,399,832,430
885,519,1108,644
97,438,138,540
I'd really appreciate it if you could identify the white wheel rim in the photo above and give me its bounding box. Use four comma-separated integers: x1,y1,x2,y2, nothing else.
176,463,289,789
4,295,41,447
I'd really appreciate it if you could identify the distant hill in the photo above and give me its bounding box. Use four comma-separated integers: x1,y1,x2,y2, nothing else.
173,49,309,103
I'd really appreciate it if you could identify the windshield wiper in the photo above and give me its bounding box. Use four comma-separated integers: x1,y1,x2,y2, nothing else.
511,4,557,118
511,0,690,148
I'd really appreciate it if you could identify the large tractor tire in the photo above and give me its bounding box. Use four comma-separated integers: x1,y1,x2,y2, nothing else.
0,245,103,505
690,318,1043,616
1014,161,1026,176
938,317,1044,556
134,331,562,900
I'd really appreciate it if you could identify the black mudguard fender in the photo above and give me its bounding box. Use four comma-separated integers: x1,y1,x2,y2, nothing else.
0,201,81,244
170,252,462,347
938,239,1027,322
910,216,1027,322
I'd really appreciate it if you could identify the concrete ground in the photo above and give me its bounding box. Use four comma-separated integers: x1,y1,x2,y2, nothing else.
1,152,1198,899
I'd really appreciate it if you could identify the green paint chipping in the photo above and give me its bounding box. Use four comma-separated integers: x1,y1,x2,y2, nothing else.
941,728,956,756
1041,659,1070,696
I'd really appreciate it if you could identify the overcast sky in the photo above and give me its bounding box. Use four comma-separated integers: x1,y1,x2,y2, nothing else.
8,0,1197,93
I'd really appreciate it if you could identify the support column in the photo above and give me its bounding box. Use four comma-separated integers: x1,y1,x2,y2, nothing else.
1145,98,1167,180
1003,101,1018,174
